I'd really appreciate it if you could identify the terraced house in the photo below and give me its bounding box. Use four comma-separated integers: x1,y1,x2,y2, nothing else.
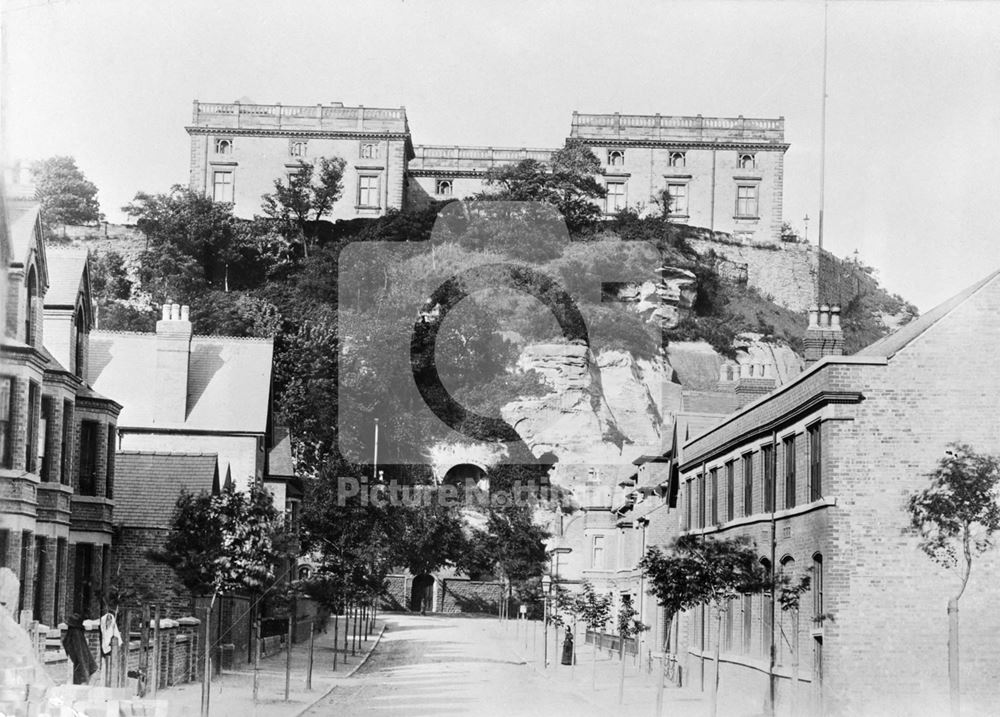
187,101,788,244
1,177,122,625
674,282,1000,717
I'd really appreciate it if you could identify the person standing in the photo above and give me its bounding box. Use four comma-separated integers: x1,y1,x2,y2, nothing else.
62,614,98,685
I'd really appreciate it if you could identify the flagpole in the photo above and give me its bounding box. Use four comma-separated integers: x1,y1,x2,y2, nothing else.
372,418,379,481
818,0,829,259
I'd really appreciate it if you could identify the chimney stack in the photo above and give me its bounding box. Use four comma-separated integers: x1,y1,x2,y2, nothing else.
804,303,844,364
735,362,776,408
154,303,192,424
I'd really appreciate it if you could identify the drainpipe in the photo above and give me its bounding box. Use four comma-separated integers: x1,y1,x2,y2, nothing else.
768,427,778,717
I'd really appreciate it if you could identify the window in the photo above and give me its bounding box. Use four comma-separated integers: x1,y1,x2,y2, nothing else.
808,423,822,501
436,179,453,196
25,268,37,346
608,150,625,166
738,153,756,169
212,171,234,203
358,175,381,208
667,183,688,216
289,141,307,157
214,138,232,154
743,453,753,517
685,479,692,530
813,553,824,619
61,401,73,485
742,593,753,654
106,425,116,500
0,377,13,469
0,530,7,568
73,543,94,616
25,382,39,474
33,536,46,622
74,308,86,379
723,598,734,652
725,461,735,521
298,565,312,580
710,468,718,524
18,531,31,615
606,181,626,214
79,421,99,496
39,397,53,481
54,538,66,625
700,603,706,650
360,143,379,159
784,435,797,509
762,444,774,512
698,472,706,528
591,535,606,569
778,557,796,664
736,185,758,218
669,151,686,168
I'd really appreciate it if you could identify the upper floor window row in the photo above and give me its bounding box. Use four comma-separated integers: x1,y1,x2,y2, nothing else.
360,143,380,159
215,138,233,154
608,150,625,166
738,152,756,169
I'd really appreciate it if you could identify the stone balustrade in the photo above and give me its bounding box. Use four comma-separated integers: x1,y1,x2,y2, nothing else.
570,111,785,142
190,100,410,134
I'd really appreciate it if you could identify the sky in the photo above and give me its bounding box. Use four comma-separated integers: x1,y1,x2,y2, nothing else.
3,0,1000,312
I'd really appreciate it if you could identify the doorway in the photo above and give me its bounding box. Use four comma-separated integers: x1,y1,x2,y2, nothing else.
410,574,434,613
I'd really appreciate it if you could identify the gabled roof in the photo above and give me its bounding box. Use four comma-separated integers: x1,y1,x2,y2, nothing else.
44,250,89,309
856,268,1000,359
88,331,274,433
114,451,219,529
268,426,295,479
6,200,47,288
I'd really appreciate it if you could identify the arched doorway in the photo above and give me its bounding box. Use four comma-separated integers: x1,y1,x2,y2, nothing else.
442,463,489,494
410,574,435,613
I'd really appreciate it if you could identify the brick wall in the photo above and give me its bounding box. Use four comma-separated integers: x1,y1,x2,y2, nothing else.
438,579,501,614
111,526,195,616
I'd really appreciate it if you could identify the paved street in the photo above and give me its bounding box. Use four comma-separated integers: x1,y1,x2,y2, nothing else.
301,614,703,717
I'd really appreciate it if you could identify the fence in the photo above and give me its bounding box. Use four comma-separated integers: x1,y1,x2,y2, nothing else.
584,629,638,656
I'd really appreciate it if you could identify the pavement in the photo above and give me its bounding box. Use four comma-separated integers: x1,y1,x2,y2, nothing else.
150,612,707,717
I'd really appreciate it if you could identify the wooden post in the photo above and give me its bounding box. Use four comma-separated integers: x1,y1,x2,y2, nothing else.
332,607,339,670
200,600,212,717
352,604,358,656
151,605,161,698
342,603,349,663
306,621,314,690
139,604,150,697
120,609,131,688
252,615,261,704
284,613,293,701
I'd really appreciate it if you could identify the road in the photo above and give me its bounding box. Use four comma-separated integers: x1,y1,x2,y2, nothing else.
300,614,629,717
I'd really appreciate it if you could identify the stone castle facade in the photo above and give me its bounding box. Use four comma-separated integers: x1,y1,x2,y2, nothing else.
187,101,788,244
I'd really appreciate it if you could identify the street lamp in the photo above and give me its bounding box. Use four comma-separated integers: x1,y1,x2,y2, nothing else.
541,575,551,667
545,547,572,668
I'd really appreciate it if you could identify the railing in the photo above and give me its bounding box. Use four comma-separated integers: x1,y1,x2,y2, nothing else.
570,112,785,140
585,629,638,655
411,144,555,169
191,101,409,132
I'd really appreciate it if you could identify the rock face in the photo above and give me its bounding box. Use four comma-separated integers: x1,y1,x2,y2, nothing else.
608,266,698,330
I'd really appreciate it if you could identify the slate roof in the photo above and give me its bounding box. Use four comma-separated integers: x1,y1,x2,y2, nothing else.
114,451,219,529
857,268,1000,359
268,426,295,478
88,331,274,433
7,202,42,267
43,250,89,308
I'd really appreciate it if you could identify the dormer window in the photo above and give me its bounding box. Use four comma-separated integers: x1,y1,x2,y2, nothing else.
669,151,686,168
25,267,37,346
608,150,625,167
436,179,453,196
289,141,307,157
738,153,756,169
74,307,86,379
215,138,233,154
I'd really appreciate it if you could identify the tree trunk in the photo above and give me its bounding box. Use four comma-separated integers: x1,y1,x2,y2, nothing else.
790,609,800,717
592,633,598,691
332,607,339,670
654,614,673,717
618,630,627,704
949,596,960,717
710,604,722,717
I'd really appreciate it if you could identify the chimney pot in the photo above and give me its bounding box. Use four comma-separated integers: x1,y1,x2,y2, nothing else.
162,305,170,321
819,304,830,328
171,303,180,321
830,305,842,330
181,305,190,321
808,305,819,328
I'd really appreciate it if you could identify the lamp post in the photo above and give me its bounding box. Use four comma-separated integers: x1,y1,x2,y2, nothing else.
541,575,551,668
545,547,572,669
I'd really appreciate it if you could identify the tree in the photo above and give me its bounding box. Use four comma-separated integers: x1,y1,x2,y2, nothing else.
477,142,606,233
615,593,647,703
907,443,1000,717
573,580,612,689
641,535,777,717
260,157,346,258
123,186,255,300
30,156,102,229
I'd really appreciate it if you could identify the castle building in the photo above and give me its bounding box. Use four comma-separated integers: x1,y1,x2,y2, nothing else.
187,101,788,244
673,284,1000,716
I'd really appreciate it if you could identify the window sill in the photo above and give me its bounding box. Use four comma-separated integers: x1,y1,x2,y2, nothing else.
355,205,382,211
733,216,759,222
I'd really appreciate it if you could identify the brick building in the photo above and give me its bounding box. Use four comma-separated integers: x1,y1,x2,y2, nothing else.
187,101,788,243
673,282,1000,716
1,180,122,625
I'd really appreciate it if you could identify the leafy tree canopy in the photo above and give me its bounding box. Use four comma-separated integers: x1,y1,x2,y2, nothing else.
30,156,103,228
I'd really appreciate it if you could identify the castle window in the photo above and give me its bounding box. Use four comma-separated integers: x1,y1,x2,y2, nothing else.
360,143,379,159
608,149,625,166
669,151,686,167
289,141,307,157
667,183,688,216
738,153,756,169
436,179,453,196
736,184,758,218
783,434,797,509
358,175,381,208
215,138,232,154
606,181,626,214
212,170,234,203
0,378,13,469
808,422,822,501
